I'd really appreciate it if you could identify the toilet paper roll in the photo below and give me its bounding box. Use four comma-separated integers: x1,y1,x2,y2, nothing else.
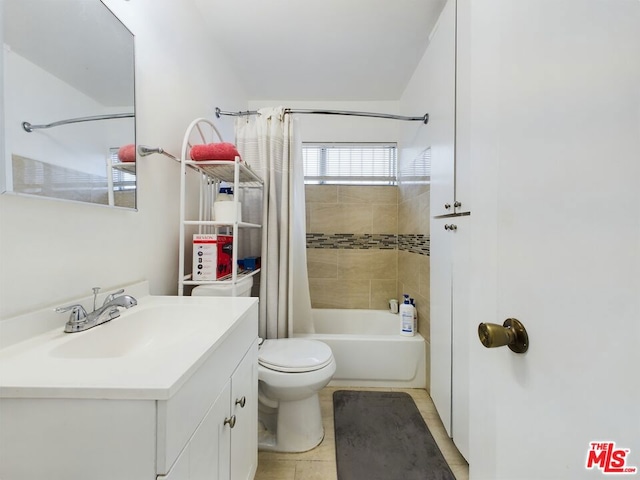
214,201,242,223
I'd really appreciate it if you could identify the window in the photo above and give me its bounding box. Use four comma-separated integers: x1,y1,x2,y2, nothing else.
303,143,397,185
398,147,431,184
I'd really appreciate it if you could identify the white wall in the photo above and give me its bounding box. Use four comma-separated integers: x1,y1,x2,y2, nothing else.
0,2,5,194
0,0,248,319
398,1,450,171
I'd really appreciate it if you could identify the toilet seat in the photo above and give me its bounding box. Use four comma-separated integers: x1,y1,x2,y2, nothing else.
259,339,333,373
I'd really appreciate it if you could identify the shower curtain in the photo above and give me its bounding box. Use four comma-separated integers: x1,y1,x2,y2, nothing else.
235,107,314,339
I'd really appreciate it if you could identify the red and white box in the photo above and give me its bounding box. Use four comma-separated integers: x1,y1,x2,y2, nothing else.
193,234,233,280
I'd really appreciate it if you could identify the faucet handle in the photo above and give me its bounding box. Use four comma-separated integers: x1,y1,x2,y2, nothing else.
92,287,101,311
103,288,125,306
55,304,88,322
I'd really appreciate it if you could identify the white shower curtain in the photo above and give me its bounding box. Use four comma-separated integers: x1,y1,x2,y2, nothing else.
235,107,314,339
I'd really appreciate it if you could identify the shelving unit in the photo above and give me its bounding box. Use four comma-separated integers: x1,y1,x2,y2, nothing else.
178,118,263,296
106,158,136,207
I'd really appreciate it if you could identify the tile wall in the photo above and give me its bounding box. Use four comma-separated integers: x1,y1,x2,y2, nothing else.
305,183,431,342
397,181,430,341
305,185,398,310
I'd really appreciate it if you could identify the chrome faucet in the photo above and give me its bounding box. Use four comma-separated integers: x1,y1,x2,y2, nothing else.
56,287,137,333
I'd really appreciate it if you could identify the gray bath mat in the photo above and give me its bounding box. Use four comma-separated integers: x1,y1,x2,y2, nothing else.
333,390,456,480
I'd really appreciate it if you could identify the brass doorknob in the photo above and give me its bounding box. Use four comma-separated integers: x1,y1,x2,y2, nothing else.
478,318,529,353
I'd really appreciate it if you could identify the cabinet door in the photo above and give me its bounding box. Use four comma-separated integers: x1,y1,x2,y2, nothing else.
192,381,232,480
427,0,457,217
430,216,454,435
158,446,189,480
450,215,470,461
230,341,258,480
430,216,470,459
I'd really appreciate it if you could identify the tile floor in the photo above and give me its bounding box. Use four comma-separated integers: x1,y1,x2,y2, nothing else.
254,386,469,480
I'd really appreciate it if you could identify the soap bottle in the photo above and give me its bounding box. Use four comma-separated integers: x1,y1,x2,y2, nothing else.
410,297,418,333
400,294,415,336
217,184,233,201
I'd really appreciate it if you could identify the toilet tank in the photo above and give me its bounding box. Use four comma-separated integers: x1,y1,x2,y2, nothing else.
191,276,254,297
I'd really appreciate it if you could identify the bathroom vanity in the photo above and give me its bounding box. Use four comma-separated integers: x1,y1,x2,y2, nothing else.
0,286,258,480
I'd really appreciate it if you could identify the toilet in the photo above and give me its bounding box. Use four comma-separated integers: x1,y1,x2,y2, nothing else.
191,275,255,297
257,338,336,452
191,277,336,453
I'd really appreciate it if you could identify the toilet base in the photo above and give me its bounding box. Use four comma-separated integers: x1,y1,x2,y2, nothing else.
258,393,325,452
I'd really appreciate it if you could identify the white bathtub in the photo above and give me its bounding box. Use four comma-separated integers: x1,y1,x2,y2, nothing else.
293,309,427,388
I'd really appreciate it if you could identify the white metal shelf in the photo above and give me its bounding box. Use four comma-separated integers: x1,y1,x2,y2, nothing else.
182,268,261,285
111,162,136,174
178,117,263,297
183,220,261,228
185,160,262,186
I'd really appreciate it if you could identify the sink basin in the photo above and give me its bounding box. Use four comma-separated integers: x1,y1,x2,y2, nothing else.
50,304,205,359
0,294,259,400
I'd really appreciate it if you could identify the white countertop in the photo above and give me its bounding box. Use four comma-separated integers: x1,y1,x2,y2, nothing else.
0,294,258,400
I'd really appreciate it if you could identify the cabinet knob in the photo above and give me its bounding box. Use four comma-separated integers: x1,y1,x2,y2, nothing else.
444,203,451,209
224,415,237,429
454,201,462,208
444,224,458,231
235,396,246,408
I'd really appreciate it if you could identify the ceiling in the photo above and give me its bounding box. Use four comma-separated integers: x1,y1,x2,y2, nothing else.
193,0,447,101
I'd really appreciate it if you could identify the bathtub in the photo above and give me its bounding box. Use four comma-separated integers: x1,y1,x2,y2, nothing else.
293,309,427,388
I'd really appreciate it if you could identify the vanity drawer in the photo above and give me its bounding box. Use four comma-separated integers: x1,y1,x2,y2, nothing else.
156,302,258,475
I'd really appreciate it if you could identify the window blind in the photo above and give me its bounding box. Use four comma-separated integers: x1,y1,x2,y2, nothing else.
303,143,397,185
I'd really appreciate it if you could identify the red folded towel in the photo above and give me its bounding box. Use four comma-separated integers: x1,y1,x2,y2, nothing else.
118,144,136,163
190,142,241,161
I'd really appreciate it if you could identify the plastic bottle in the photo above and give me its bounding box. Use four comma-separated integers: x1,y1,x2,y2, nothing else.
400,294,415,336
217,185,233,201
410,297,418,333
214,184,241,222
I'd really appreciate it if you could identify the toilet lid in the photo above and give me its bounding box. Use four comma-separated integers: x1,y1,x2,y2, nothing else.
258,339,333,373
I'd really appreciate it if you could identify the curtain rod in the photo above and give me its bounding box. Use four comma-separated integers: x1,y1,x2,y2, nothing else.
215,107,428,124
22,113,134,132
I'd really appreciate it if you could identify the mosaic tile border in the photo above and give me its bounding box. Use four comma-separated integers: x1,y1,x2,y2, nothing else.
398,234,430,256
306,233,429,255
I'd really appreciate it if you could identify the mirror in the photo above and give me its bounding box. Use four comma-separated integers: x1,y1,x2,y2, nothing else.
2,0,136,208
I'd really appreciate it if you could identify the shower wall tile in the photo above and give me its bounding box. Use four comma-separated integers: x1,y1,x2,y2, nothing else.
371,279,398,310
309,203,372,234
418,253,430,299
397,174,430,340
309,278,370,309
343,204,374,234
337,185,397,205
307,249,338,279
336,250,397,281
305,184,432,312
372,204,398,234
398,250,421,293
306,184,338,204
398,192,430,236
337,250,373,280
369,250,398,280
